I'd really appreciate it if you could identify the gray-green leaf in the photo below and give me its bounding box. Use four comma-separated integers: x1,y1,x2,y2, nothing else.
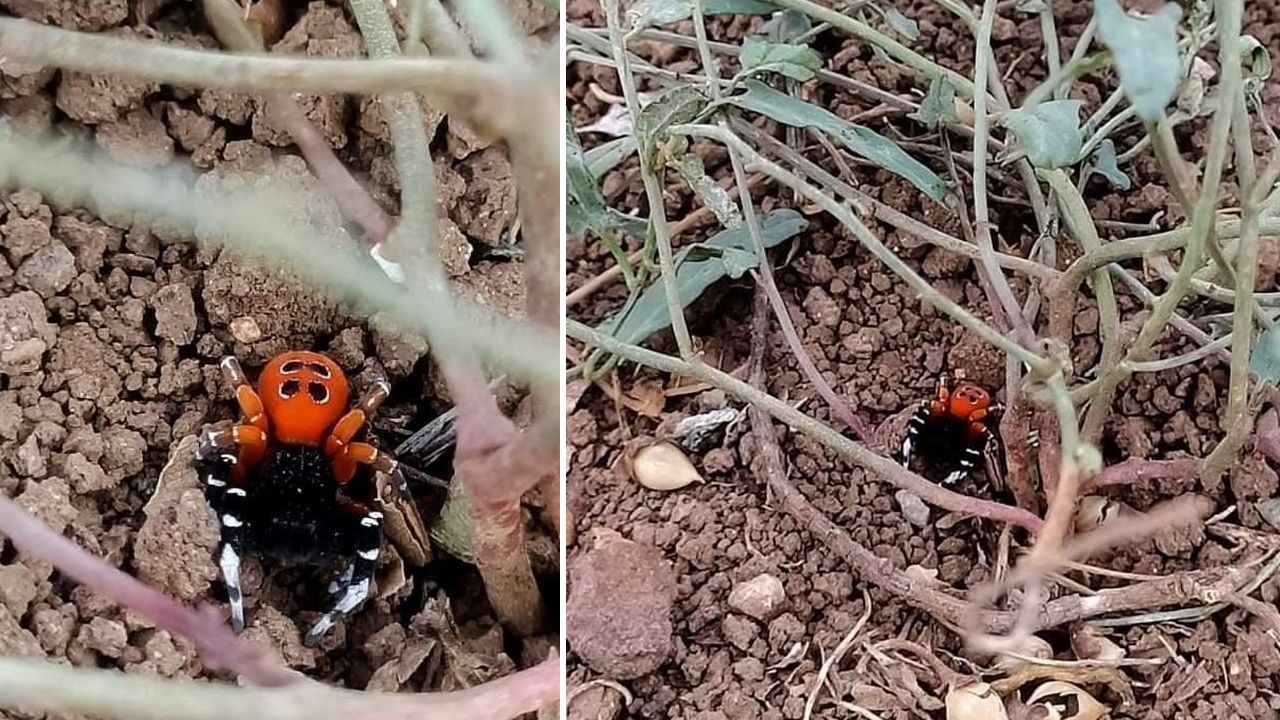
676,154,742,227
756,9,813,42
1084,139,1130,189
635,85,708,152
721,80,949,201
628,0,775,30
1250,322,1280,385
1094,0,1182,122
1002,99,1083,168
909,77,957,129
567,125,647,239
585,136,638,178
885,8,919,42
739,38,822,81
601,209,808,346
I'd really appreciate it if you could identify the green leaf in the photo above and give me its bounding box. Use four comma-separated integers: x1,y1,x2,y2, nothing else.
628,0,693,31
1084,139,1131,189
1250,323,1280,384
628,0,775,31
675,153,742,227
634,85,708,152
1002,99,1083,168
885,8,919,42
584,136,638,178
601,209,807,345
1094,0,1181,122
739,38,822,81
756,9,813,42
704,0,778,14
567,125,647,239
909,76,957,129
721,80,949,201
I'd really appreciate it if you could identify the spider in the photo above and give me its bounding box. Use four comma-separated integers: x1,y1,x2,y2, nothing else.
900,371,1003,486
194,350,413,645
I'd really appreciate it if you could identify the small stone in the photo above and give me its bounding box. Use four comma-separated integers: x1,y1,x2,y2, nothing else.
895,490,931,527
370,312,429,378
567,684,625,720
1,216,52,263
15,240,76,298
77,617,128,658
326,327,367,369
727,573,786,621
151,283,197,345
65,453,115,494
722,614,759,651
229,315,262,343
0,564,40,617
0,290,55,376
567,529,675,679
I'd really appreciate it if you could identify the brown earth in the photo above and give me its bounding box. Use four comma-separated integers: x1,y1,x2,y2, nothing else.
0,0,558,700
566,1,1280,719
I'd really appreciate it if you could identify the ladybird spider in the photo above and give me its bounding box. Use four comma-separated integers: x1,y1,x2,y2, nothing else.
194,350,406,645
900,371,1003,486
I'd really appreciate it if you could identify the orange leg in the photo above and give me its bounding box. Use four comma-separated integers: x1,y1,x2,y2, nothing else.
324,380,391,479
333,441,400,484
930,373,952,417
202,425,269,483
220,357,270,476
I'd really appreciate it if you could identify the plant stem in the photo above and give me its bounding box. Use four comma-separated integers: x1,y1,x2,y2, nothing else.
414,0,475,57
768,0,976,96
1203,60,1261,478
602,0,696,359
725,131,871,440
689,0,721,99
0,656,558,720
676,123,1052,373
0,18,501,107
568,320,1044,530
970,0,1038,351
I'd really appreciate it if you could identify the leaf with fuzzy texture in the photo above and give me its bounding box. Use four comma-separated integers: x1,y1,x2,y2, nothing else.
909,77,957,129
885,8,919,41
600,209,807,346
675,154,742,227
721,80,949,201
1002,99,1083,168
1084,139,1130,189
1251,322,1280,385
1094,0,1181,121
739,38,822,81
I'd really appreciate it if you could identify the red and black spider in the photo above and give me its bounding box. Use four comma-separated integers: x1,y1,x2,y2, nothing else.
900,372,1003,486
194,350,407,645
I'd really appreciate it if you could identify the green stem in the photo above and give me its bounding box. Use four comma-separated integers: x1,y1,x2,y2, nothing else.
603,0,696,359
567,320,1044,530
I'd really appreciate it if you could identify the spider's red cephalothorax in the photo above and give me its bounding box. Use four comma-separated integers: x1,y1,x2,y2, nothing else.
902,371,1002,486
194,350,404,645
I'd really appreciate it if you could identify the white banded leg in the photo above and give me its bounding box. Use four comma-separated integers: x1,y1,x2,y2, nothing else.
901,404,930,467
305,509,383,646
943,436,987,486
197,438,251,633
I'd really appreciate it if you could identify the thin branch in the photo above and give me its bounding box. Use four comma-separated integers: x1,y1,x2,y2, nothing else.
725,131,872,440
569,319,1044,530
0,497,297,687
0,656,558,720
602,0,696,359
0,18,503,113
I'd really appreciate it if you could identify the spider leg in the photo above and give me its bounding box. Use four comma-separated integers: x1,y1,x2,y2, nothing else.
305,505,383,646
196,433,249,632
943,426,990,486
325,379,392,483
902,403,931,467
220,357,270,477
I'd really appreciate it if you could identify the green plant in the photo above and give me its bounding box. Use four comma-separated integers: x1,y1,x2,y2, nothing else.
566,0,1275,689
0,0,558,715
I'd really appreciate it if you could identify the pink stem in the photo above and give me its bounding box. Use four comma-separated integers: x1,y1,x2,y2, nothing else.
0,496,296,687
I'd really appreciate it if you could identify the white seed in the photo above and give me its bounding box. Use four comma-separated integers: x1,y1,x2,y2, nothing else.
628,441,704,491
944,682,1008,720
1027,681,1108,720
229,315,262,344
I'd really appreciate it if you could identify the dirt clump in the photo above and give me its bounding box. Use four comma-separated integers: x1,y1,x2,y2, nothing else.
567,528,676,679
